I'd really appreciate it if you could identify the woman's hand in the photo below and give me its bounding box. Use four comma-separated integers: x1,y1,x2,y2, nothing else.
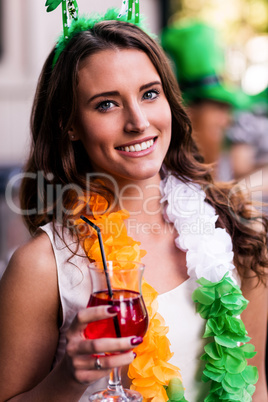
62,305,141,385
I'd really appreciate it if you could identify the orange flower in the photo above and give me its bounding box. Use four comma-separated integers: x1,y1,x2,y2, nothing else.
72,193,182,402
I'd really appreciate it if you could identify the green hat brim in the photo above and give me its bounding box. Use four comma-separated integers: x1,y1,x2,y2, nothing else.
183,83,252,110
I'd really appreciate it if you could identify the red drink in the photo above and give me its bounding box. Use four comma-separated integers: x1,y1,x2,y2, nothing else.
84,289,148,339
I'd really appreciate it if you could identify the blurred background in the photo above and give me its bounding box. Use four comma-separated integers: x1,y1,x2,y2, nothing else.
0,0,267,276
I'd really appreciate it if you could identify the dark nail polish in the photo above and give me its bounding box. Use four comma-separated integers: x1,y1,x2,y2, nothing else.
133,352,137,359
107,306,120,314
131,336,143,346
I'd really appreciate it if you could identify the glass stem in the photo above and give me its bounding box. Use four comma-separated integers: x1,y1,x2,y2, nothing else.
107,367,125,394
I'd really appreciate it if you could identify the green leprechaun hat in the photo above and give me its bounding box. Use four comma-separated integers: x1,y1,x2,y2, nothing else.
161,20,251,110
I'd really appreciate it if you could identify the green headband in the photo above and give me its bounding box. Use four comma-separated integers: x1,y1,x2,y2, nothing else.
45,1,142,67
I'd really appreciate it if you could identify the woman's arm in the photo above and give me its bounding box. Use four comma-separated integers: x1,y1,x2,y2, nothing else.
241,271,268,402
0,233,137,402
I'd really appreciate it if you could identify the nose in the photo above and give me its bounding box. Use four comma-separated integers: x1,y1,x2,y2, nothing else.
124,103,149,133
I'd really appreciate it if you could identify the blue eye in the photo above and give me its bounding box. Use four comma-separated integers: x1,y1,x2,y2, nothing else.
143,90,159,100
96,100,115,112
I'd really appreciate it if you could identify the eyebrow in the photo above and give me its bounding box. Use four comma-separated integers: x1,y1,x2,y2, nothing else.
87,80,162,103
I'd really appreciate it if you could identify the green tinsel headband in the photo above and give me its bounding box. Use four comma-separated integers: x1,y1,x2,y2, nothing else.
45,0,143,67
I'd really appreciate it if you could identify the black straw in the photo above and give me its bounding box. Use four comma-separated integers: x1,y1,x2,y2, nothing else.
81,215,113,297
80,215,121,338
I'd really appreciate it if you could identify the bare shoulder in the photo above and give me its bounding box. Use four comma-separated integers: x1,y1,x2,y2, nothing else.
0,230,61,399
3,229,57,283
8,228,55,266
0,229,59,323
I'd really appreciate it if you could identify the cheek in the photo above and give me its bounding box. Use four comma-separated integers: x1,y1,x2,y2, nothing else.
159,102,172,133
76,117,108,147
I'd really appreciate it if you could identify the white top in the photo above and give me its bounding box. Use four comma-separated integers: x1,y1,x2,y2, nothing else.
158,278,210,401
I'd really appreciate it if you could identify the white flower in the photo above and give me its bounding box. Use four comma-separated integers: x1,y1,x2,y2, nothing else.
161,175,216,229
181,228,234,282
174,213,218,240
161,174,235,283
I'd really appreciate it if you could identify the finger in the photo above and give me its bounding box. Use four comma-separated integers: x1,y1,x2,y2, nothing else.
98,351,136,370
75,369,111,385
67,336,143,356
73,351,136,371
68,305,120,334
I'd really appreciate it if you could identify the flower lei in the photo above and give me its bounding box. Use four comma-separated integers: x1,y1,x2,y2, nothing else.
73,174,258,402
159,174,258,401
73,193,182,400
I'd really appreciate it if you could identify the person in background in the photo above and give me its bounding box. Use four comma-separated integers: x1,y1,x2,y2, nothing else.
161,20,251,180
226,88,268,212
226,88,268,387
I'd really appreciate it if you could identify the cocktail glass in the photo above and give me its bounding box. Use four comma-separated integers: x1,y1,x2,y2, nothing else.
85,261,148,402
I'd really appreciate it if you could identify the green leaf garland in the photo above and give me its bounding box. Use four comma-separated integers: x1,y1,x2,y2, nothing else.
164,275,258,402
192,274,258,401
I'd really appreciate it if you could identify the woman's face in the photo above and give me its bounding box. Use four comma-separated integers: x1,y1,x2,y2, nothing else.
72,48,172,186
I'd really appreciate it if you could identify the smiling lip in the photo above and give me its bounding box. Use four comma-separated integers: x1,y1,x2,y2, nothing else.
115,137,157,157
116,136,156,148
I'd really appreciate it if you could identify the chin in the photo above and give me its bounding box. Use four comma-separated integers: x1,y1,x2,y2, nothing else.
126,164,161,182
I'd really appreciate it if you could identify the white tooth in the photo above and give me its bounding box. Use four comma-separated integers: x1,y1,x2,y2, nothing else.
146,141,151,147
141,141,147,150
134,144,142,151
129,145,135,152
150,139,154,146
125,146,130,152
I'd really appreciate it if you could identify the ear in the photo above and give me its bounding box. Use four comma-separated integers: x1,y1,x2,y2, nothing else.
68,127,79,141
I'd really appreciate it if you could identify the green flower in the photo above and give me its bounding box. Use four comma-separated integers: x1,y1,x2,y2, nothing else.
193,276,258,401
165,378,188,401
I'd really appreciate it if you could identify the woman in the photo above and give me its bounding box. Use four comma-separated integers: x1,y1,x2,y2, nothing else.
0,9,267,402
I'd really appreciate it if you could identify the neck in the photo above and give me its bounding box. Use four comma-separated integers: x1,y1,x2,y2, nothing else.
115,174,162,221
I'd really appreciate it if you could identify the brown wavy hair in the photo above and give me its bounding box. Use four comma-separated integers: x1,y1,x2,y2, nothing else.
20,20,268,283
